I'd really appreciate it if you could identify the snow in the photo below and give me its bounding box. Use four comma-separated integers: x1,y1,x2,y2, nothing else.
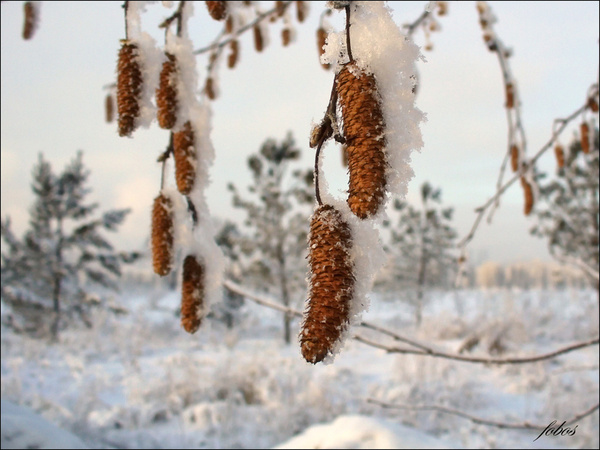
1,399,88,449
274,414,454,449
1,284,598,449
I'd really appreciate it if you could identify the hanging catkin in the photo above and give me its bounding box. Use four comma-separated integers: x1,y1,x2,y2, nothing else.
337,62,387,219
554,144,565,169
173,121,197,195
300,205,355,364
316,27,330,70
151,193,175,276
22,2,38,40
117,40,143,137
157,52,178,130
205,1,227,21
105,93,114,123
520,177,534,216
181,254,205,333
580,122,590,154
510,144,519,172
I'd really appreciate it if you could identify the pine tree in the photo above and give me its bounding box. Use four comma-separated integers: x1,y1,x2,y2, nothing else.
227,133,313,344
531,128,599,289
381,182,458,326
1,151,140,340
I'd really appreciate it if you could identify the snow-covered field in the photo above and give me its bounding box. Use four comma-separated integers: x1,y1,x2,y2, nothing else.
1,283,598,449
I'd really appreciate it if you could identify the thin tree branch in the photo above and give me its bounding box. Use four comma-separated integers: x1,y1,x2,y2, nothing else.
367,398,599,430
223,279,599,365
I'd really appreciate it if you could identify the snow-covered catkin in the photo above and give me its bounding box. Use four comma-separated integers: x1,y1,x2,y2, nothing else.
316,27,330,70
337,62,387,219
157,52,178,130
22,2,38,40
205,1,227,21
580,122,590,154
227,39,239,69
520,177,534,216
181,254,205,334
117,40,143,137
173,121,197,195
300,205,355,364
151,193,175,276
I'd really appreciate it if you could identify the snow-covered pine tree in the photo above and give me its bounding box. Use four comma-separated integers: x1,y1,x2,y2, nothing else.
0,151,140,340
227,132,313,344
381,182,457,326
531,127,599,290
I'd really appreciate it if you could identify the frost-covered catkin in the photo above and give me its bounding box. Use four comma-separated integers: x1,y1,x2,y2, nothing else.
181,254,205,333
151,193,175,276
337,62,387,219
316,27,330,70
300,205,355,364
205,1,227,21
22,2,38,40
173,121,197,195
157,52,178,130
117,40,143,137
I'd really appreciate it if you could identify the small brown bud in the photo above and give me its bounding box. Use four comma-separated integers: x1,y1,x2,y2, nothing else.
151,193,175,276
587,96,599,113
205,76,217,100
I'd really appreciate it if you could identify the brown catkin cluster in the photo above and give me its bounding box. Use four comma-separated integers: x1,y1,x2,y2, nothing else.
173,121,197,195
157,52,178,130
181,255,205,333
554,144,565,169
151,194,175,276
205,1,227,21
337,62,387,219
117,40,143,137
22,2,38,40
580,122,590,154
300,205,355,364
520,177,534,216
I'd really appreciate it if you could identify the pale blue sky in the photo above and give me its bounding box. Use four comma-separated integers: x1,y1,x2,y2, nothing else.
1,1,599,266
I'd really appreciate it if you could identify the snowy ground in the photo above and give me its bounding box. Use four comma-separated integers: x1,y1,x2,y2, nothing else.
1,283,598,449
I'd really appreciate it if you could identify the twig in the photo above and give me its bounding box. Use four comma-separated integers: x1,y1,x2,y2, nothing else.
367,398,600,430
194,1,294,56
223,279,600,365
